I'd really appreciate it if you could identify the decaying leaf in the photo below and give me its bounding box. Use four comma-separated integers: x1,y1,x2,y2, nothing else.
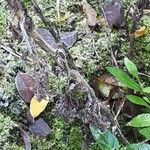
29,118,51,137
102,0,125,28
61,31,78,48
15,73,36,103
97,73,124,99
30,96,49,118
134,26,149,38
97,74,118,97
33,29,77,50
83,1,98,27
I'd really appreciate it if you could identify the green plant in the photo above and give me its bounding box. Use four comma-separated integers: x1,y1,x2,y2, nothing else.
0,114,24,150
90,125,119,150
106,57,150,142
90,125,150,150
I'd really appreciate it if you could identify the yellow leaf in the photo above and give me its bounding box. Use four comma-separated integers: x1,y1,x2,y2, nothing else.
134,26,149,38
58,12,70,23
30,96,49,118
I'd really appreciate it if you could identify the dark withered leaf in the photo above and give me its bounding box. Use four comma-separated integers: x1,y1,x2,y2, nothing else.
102,0,125,28
60,31,77,48
29,118,51,137
35,28,57,49
15,73,36,103
34,29,77,49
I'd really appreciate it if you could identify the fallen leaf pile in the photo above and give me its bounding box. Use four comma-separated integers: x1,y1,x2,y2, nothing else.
15,73,51,138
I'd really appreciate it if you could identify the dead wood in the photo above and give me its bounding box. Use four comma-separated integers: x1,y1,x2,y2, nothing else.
6,0,115,132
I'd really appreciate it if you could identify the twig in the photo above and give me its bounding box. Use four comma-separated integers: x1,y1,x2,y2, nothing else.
139,139,149,144
138,72,150,78
31,0,59,42
14,123,31,150
112,100,130,145
19,16,33,53
56,0,61,21
0,43,21,58
101,6,118,68
114,99,125,121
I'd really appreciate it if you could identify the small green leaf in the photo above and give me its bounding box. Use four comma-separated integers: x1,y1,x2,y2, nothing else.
106,67,141,91
90,126,119,150
127,114,150,127
127,95,150,108
124,57,139,80
140,127,150,139
121,143,150,150
143,87,150,93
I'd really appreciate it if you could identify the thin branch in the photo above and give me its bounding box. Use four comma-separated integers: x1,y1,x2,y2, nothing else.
31,0,59,42
56,0,61,21
112,100,130,145
19,16,33,53
138,72,150,78
101,6,118,68
0,43,21,58
114,99,125,121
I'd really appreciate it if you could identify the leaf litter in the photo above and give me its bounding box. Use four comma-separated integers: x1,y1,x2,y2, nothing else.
2,0,150,149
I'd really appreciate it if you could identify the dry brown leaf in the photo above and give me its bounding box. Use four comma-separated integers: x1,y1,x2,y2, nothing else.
97,74,124,99
15,73,36,103
83,2,98,27
97,74,118,98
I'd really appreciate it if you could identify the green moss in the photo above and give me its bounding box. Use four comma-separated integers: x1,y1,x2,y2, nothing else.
0,114,24,150
30,118,84,150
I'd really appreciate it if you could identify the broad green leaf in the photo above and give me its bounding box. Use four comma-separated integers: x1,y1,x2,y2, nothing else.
90,126,119,150
106,67,141,91
127,114,150,127
143,97,150,104
124,57,139,80
143,87,150,93
121,143,150,150
140,127,150,139
127,95,150,108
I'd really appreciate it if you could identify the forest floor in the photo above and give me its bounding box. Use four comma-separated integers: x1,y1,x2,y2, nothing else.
0,0,150,150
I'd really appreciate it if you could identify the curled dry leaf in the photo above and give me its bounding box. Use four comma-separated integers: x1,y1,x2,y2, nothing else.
83,2,98,27
30,96,49,118
15,73,36,103
33,28,77,50
60,31,78,48
29,118,51,137
97,73,124,99
102,0,125,28
134,26,149,38
97,74,118,98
